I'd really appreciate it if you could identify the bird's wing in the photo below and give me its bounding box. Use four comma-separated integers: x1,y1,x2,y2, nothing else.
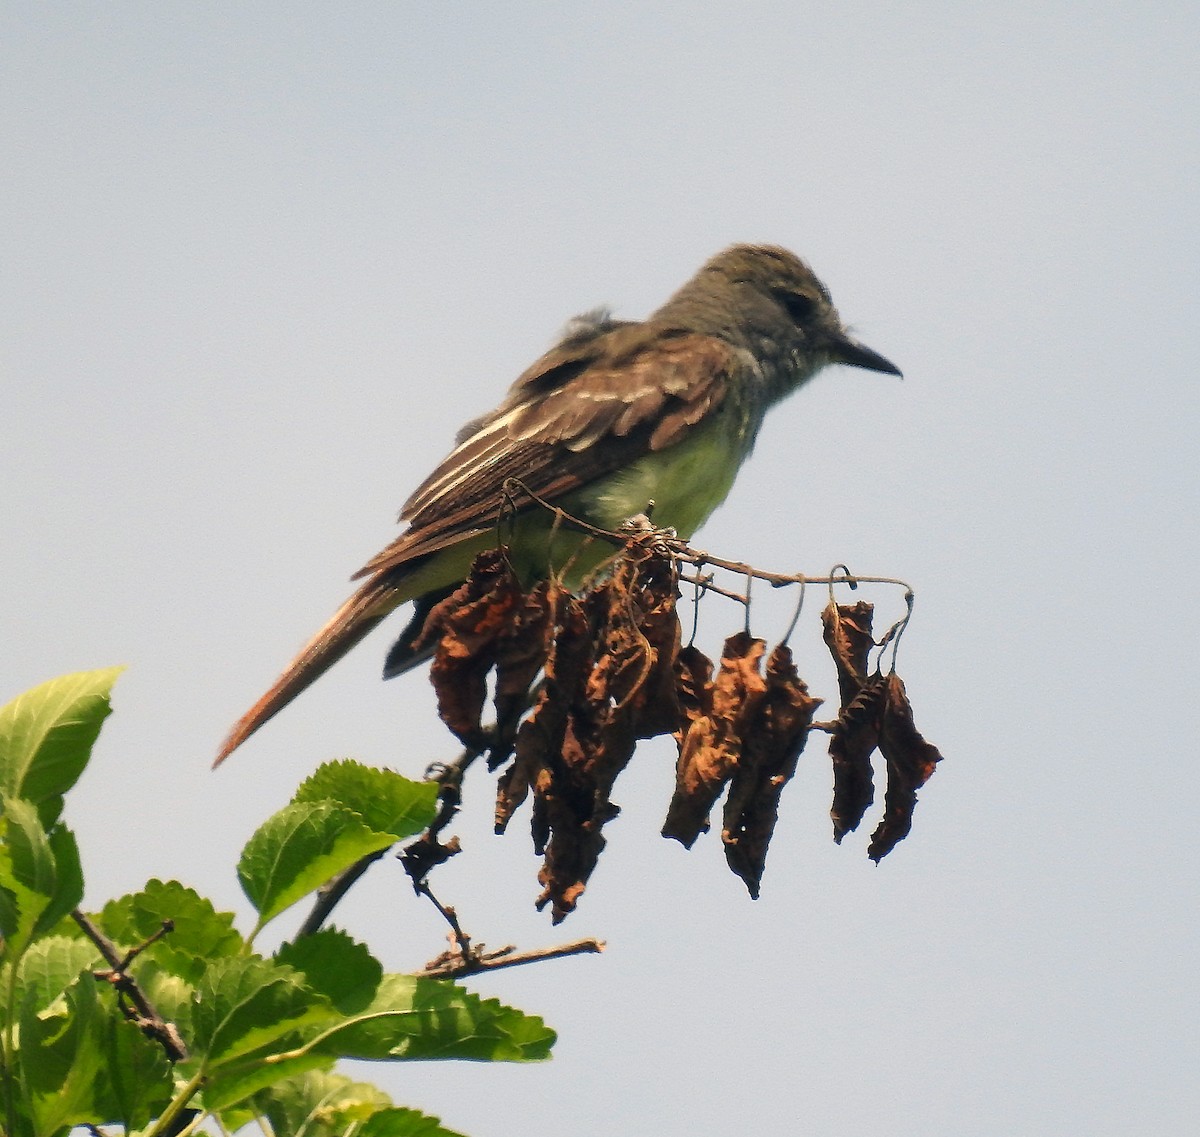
216,324,734,765
352,325,735,580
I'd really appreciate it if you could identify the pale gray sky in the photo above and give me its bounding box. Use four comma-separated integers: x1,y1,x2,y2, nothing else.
3,5,1197,1135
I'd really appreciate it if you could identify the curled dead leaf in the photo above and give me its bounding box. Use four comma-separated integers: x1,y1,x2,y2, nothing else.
821,600,875,705
828,672,887,843
662,630,767,848
868,672,944,861
420,550,527,748
722,643,822,897
494,543,685,921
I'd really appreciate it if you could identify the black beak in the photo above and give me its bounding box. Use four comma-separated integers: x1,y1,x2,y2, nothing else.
830,333,903,377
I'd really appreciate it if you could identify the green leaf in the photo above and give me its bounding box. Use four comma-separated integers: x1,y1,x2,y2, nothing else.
275,928,382,1014
0,801,83,959
251,1069,468,1137
99,879,243,981
0,667,123,822
359,1106,469,1137
17,968,172,1131
124,956,195,1038
42,822,83,930
256,1069,393,1137
13,934,101,1014
0,803,54,951
198,972,552,1114
19,971,108,1133
199,1043,336,1115
188,945,374,1113
238,801,399,930
294,760,439,839
313,974,556,1063
97,1011,174,1130
187,954,337,1069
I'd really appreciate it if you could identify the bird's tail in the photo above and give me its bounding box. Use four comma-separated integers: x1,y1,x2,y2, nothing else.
214,575,404,766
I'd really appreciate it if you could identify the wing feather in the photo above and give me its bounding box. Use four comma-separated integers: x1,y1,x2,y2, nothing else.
352,326,734,581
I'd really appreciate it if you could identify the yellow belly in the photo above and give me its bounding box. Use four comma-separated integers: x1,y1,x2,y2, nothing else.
563,410,750,538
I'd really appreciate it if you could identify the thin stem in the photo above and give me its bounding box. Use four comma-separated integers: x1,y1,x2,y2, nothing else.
418,936,606,979
73,909,188,1062
295,848,391,938
141,1069,205,1137
500,482,916,596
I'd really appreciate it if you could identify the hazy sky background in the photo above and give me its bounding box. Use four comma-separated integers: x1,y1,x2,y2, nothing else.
4,5,1197,1135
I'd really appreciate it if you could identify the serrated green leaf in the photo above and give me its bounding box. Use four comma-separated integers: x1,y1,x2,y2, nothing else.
238,801,399,930
98,1012,175,1130
187,954,338,1069
199,1043,336,1115
312,974,556,1063
16,969,172,1132
0,667,123,819
359,1106,469,1137
199,973,552,1114
255,1069,393,1137
13,934,101,1014
124,956,195,1038
19,971,108,1132
275,928,382,1014
294,760,439,839
99,879,243,981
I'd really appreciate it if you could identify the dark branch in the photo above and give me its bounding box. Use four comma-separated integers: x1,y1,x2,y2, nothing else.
73,909,189,1062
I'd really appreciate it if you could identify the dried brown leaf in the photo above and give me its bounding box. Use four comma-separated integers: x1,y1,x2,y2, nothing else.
495,584,589,836
673,643,714,740
533,717,621,924
614,548,683,740
868,672,944,861
421,550,527,747
828,672,888,843
722,644,822,897
487,582,555,768
486,544,687,921
662,630,767,848
530,546,683,922
821,600,876,705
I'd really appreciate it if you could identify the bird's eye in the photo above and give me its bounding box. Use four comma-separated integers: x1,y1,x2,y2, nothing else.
781,291,817,322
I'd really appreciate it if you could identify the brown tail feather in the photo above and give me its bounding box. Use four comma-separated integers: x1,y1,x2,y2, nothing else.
214,576,404,766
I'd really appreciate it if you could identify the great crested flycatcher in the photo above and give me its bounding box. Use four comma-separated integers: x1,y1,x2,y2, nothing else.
215,244,900,764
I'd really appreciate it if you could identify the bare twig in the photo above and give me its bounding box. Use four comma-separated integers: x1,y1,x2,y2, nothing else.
501,478,625,546
72,909,188,1062
681,546,913,595
677,570,749,606
875,588,916,671
412,878,473,962
418,936,606,979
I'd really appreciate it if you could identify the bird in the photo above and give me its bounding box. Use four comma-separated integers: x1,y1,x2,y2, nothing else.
215,244,901,765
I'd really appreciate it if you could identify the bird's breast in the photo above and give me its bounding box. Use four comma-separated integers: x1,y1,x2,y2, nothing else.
563,406,756,540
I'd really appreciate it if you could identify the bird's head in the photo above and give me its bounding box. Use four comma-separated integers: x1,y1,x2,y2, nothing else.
662,243,902,380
